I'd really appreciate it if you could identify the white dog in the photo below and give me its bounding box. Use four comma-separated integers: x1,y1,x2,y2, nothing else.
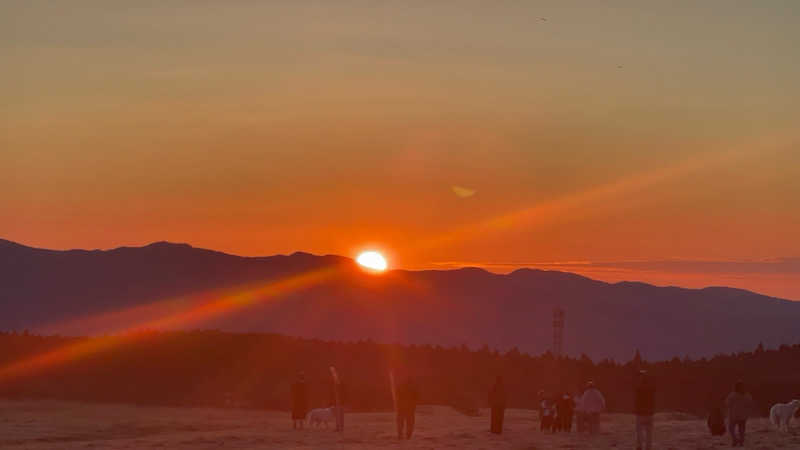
307,407,335,428
770,399,800,431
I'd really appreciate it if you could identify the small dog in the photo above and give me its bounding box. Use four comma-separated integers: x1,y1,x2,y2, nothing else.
770,399,800,432
307,407,335,428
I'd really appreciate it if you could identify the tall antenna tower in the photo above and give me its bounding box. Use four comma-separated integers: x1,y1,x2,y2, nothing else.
552,307,565,357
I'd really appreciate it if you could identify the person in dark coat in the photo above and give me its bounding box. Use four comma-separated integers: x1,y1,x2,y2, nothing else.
552,396,562,433
725,380,754,447
396,375,420,439
634,371,656,450
291,371,308,429
556,393,575,432
708,405,726,436
488,376,507,434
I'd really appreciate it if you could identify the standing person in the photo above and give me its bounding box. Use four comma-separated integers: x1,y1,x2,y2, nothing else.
707,405,726,436
488,376,507,434
634,371,656,450
540,395,554,432
396,374,420,439
328,366,346,432
557,393,575,432
580,381,606,435
552,395,562,433
291,371,308,430
575,388,587,432
537,390,546,429
725,381,753,447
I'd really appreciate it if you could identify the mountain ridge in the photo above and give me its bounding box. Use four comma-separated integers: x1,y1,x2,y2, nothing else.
2,238,798,360
1,238,784,299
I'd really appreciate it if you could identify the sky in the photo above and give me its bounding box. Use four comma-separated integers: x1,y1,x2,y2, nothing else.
2,1,800,299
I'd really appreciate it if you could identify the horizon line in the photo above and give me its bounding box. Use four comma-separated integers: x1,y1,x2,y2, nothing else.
3,236,795,301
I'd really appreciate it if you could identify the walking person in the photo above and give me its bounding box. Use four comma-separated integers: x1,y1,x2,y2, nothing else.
580,381,606,435
725,381,754,447
291,371,308,429
488,376,507,434
634,370,655,450
396,374,420,439
328,366,346,432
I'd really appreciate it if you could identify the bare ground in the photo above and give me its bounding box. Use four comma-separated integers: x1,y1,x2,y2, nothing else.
1,400,799,449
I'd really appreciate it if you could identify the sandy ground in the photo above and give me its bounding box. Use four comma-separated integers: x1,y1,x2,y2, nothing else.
1,400,799,449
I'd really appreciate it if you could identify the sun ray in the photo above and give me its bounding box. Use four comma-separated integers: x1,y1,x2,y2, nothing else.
0,266,340,383
412,137,787,255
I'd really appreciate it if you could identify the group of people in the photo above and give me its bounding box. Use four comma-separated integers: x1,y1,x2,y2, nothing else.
537,390,575,432
631,373,755,449
491,371,756,450
291,368,756,448
489,378,606,436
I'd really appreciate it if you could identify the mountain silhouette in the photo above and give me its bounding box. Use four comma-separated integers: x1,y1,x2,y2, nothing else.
2,238,799,361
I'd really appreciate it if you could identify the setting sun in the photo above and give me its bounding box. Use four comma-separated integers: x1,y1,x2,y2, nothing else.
356,251,387,272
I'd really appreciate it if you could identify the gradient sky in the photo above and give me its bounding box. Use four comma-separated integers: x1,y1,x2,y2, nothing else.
3,1,800,299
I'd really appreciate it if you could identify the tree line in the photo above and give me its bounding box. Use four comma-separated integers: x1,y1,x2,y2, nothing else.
0,330,797,416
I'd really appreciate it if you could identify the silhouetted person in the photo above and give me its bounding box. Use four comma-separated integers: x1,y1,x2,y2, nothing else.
537,390,546,429
552,396,562,432
725,381,753,447
291,371,308,429
540,395,555,432
396,375,419,439
488,376,507,434
328,367,346,432
575,388,587,432
556,393,575,432
708,405,726,436
634,371,655,450
552,397,563,432
580,381,606,435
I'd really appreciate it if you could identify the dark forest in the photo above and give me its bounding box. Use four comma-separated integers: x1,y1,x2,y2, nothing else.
1,330,798,417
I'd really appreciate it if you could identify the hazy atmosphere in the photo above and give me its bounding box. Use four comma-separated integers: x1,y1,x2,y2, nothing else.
3,1,800,299
5,3,800,450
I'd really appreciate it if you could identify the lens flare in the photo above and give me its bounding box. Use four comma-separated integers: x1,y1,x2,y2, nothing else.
0,266,339,383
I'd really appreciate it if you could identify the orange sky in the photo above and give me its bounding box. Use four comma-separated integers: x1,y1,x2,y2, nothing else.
2,1,800,299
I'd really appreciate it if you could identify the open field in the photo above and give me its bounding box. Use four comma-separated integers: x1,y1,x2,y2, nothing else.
1,400,799,449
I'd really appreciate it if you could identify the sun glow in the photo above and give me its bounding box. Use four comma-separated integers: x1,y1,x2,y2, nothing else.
357,251,388,271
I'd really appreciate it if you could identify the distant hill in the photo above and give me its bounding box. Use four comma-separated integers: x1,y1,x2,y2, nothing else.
2,238,799,360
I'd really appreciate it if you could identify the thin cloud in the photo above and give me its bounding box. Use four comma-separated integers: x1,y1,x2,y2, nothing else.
451,185,477,198
429,258,800,275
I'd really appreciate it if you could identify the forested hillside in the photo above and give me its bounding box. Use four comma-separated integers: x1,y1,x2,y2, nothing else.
1,330,797,416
